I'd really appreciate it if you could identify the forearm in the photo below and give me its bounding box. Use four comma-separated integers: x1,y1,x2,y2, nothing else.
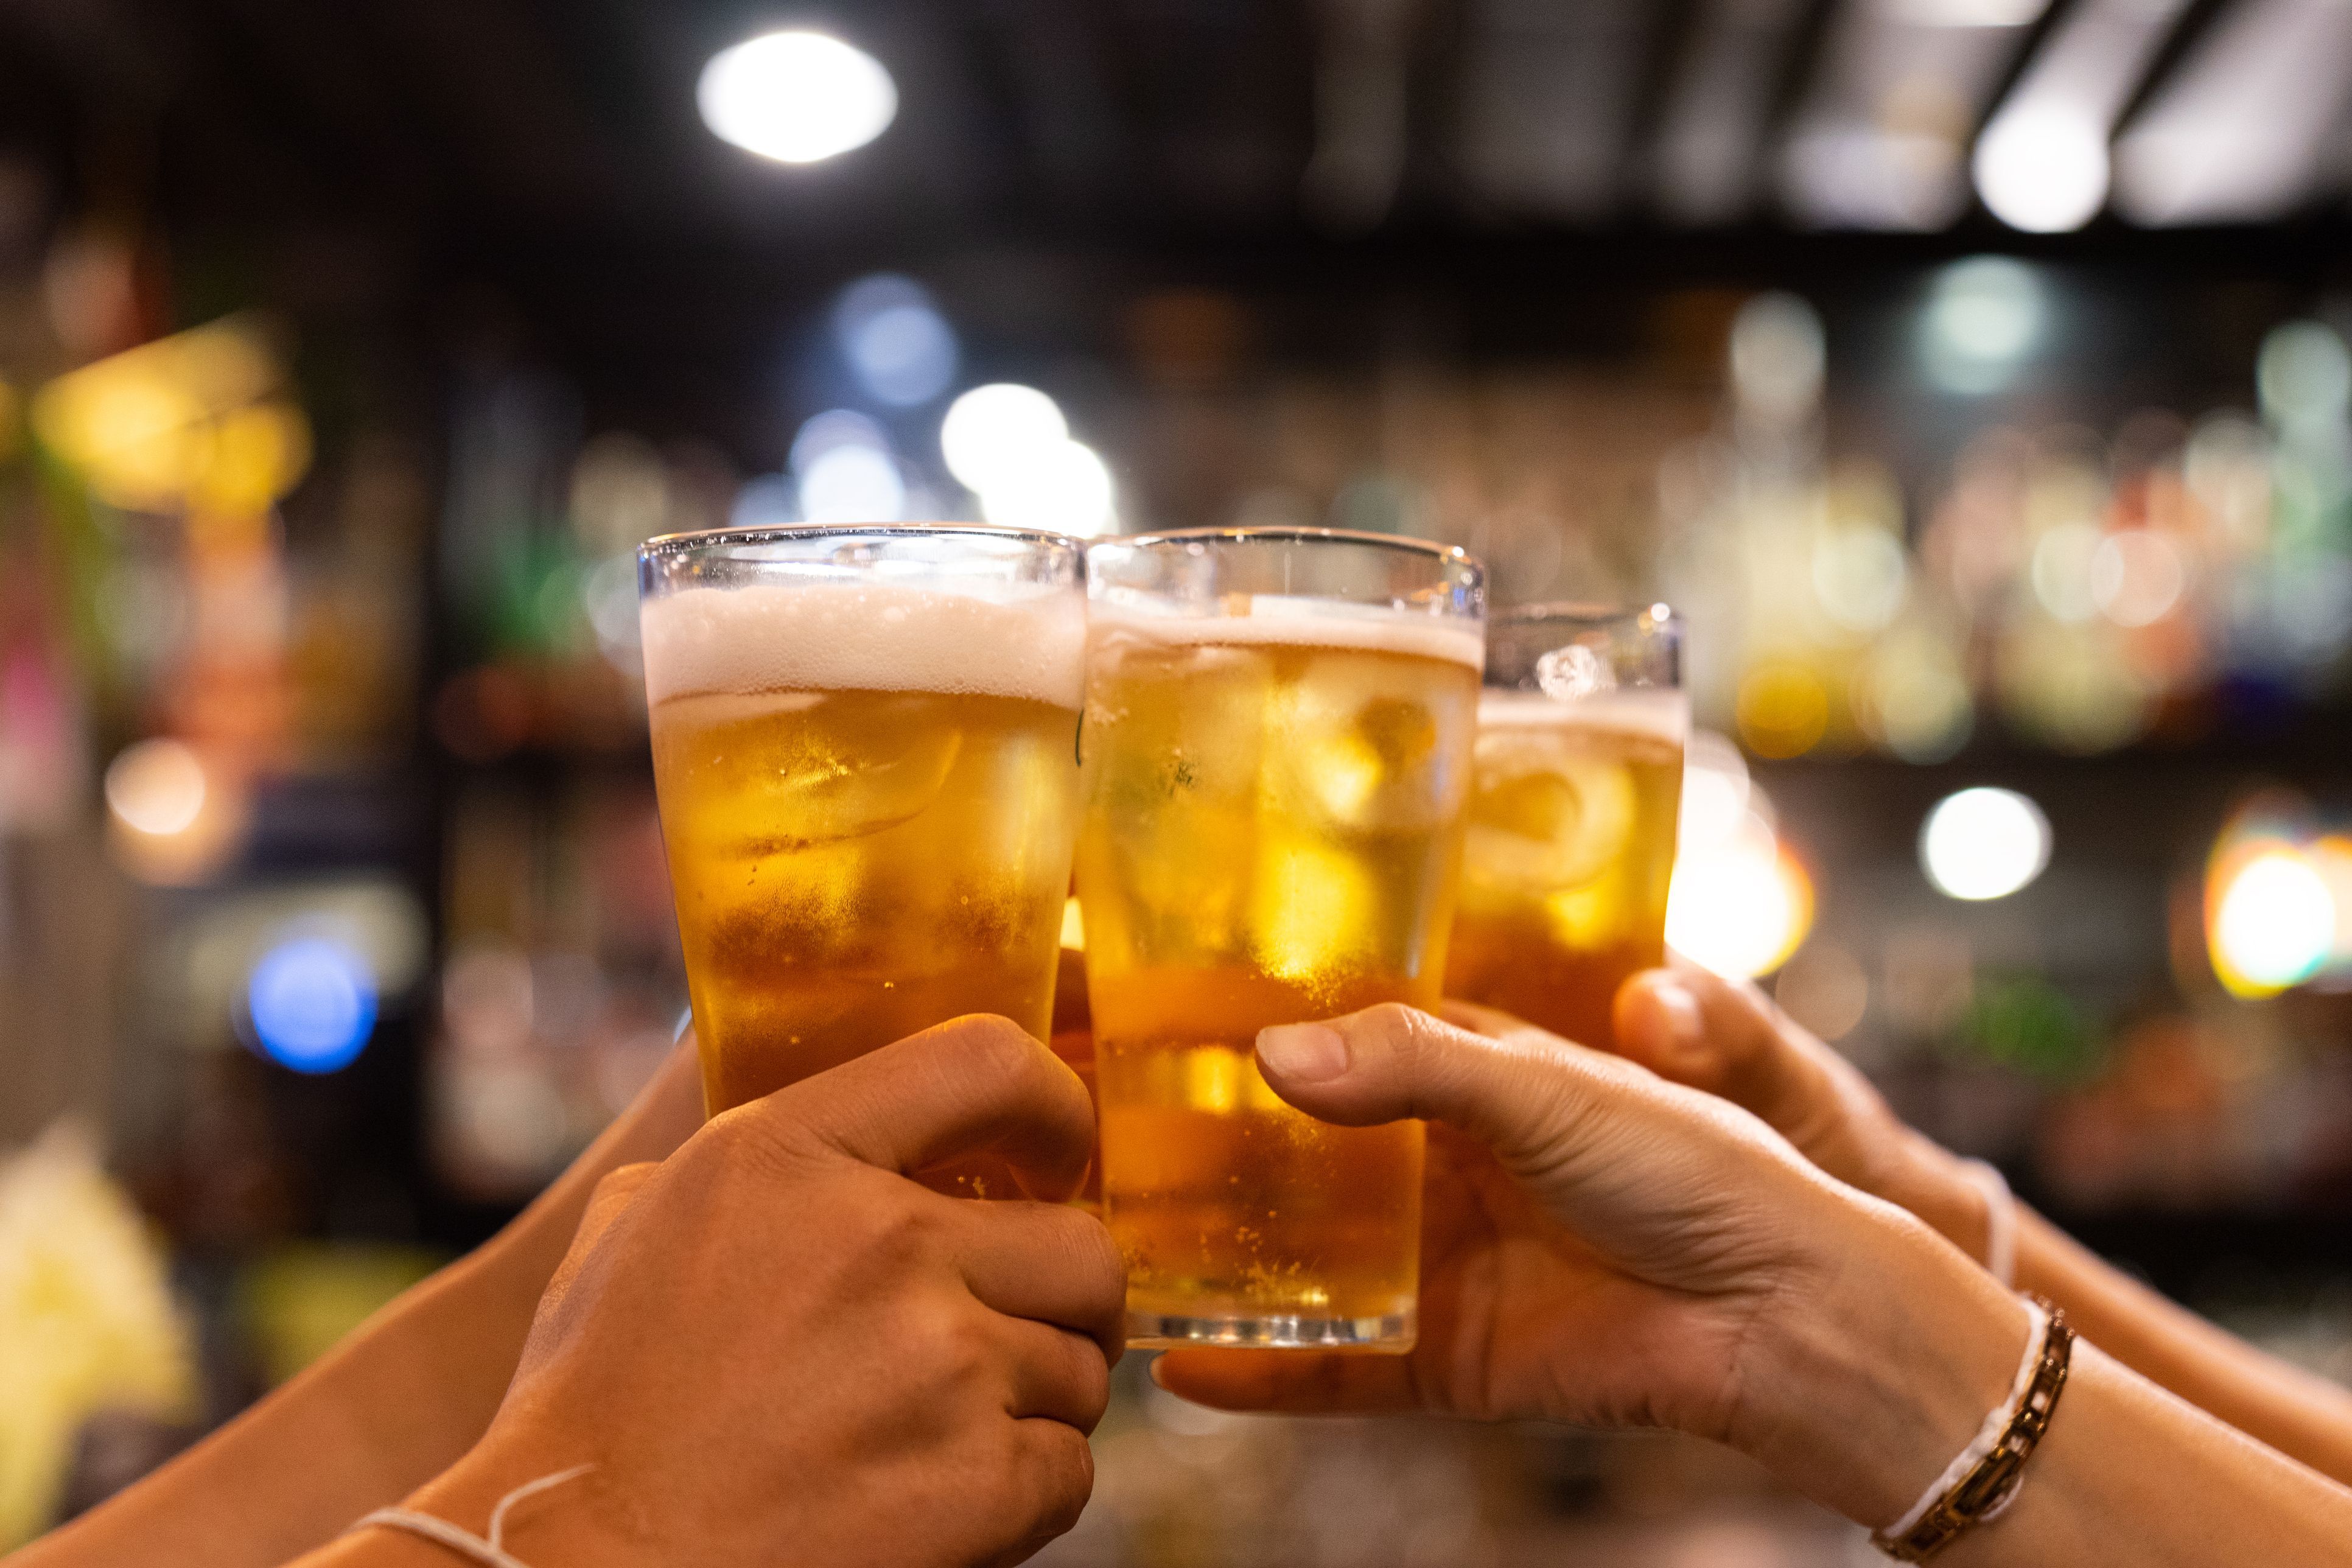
1943,1342,2352,1567
1740,1203,2352,1564
2012,1205,2352,1487
10,1041,701,1568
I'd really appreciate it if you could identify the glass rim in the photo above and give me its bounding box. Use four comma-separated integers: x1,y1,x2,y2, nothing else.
1096,525,1479,572
1491,600,1679,631
637,521,1082,561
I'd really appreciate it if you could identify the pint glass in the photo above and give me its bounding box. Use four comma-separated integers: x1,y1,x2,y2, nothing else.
1076,529,1484,1348
639,525,1087,1194
1444,603,1685,1051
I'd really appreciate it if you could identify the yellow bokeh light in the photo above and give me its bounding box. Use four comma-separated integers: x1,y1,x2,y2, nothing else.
1665,814,1815,979
1736,661,1830,758
30,317,306,516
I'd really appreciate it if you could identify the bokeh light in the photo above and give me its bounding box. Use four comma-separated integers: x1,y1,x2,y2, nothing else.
1667,808,1814,980
791,409,905,525
245,937,379,1074
1920,786,2051,900
2210,850,2334,998
940,383,1067,494
833,275,958,407
1919,257,2045,395
978,438,1116,537
1972,108,2108,233
104,738,207,836
696,31,897,165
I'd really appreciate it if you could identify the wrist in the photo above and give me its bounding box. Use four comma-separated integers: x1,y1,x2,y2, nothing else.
403,1432,635,1568
1729,1200,2032,1528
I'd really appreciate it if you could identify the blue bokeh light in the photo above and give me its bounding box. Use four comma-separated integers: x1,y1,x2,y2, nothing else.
247,937,379,1074
832,275,957,407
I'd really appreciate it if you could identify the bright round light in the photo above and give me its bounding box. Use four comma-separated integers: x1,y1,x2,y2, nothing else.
1920,787,2051,901
1665,814,1814,980
1920,257,2045,395
834,275,958,407
978,439,1115,538
790,407,889,473
696,30,897,165
1811,526,1908,632
2089,531,2184,627
798,443,906,524
2213,851,2334,993
2257,321,2352,425
105,738,208,836
940,383,1066,495
1973,110,2109,234
1729,293,1825,421
246,937,378,1074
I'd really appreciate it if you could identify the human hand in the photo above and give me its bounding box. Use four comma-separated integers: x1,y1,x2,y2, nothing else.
397,1015,1126,1568
1153,1002,2026,1528
1613,964,1995,1265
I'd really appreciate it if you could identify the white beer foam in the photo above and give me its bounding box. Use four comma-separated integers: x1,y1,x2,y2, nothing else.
1477,688,1690,744
640,581,1087,707
1090,594,1485,671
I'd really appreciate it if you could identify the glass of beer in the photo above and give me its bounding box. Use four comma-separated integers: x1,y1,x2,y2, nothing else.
1076,528,1485,1349
638,525,1087,1194
1444,603,1685,1051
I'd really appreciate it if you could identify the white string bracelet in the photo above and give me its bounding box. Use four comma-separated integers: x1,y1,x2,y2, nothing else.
1878,1297,2046,1541
1958,1158,2015,1288
350,1464,595,1568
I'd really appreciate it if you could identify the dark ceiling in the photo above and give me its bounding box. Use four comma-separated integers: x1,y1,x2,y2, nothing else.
2,0,2349,449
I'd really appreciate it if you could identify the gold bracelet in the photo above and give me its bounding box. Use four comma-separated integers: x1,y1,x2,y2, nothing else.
1872,1297,2075,1563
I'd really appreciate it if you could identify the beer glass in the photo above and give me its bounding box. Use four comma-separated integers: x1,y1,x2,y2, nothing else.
1444,603,1685,1051
639,525,1087,1194
1076,528,1485,1349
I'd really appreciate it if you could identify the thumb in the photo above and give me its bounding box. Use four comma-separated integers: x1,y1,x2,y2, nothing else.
1255,1003,1648,1177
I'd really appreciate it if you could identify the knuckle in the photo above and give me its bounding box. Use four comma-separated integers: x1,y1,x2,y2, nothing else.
1013,1425,1093,1536
949,1013,1043,1084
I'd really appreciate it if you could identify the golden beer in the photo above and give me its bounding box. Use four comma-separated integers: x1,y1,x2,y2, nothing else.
1445,692,1685,1049
1077,531,1483,1348
639,529,1086,1195
1446,603,1685,1051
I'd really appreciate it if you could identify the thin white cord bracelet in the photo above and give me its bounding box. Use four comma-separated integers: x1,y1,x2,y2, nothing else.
351,1463,595,1568
1958,1158,2015,1288
1879,1297,2046,1541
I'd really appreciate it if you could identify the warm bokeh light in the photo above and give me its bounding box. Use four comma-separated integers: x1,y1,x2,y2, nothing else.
2210,849,2334,998
1920,787,2051,901
1666,810,1814,980
696,30,897,164
103,738,208,836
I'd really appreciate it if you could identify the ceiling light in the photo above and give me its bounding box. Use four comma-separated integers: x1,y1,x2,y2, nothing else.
1973,110,2109,233
697,31,897,165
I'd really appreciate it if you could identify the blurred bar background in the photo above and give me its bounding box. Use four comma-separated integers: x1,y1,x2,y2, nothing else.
3,1,2352,1561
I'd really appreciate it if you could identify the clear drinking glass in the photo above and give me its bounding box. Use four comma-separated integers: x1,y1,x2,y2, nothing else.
639,525,1087,1195
1444,603,1686,1051
1075,527,1485,1349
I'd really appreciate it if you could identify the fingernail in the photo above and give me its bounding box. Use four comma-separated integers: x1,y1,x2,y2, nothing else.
1651,981,1705,1060
1256,1023,1350,1083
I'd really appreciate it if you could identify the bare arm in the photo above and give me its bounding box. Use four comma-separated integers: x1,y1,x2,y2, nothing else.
1152,1002,2352,1566
1612,965,2352,1489
7,1038,704,1568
